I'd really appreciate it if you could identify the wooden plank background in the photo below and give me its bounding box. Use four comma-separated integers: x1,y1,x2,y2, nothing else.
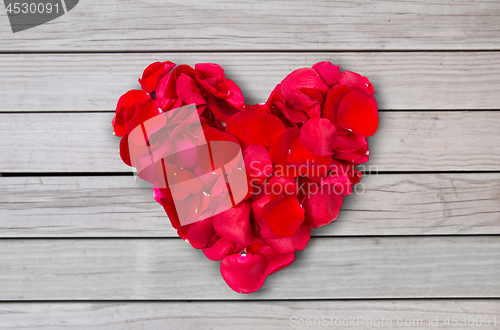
1,52,500,111
1,0,500,51
0,0,499,328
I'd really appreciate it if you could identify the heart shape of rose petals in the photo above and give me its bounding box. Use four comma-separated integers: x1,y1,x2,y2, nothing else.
112,60,378,293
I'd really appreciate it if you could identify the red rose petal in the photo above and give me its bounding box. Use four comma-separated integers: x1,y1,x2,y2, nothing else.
335,133,369,165
299,117,338,157
119,135,132,167
220,253,269,294
322,173,353,197
193,166,219,192
183,216,216,249
286,139,332,177
291,89,322,119
213,201,255,246
256,244,295,275
339,71,374,96
225,105,268,149
156,64,198,100
323,84,352,137
157,161,203,194
157,198,180,229
264,224,311,254
223,79,245,109
195,62,225,80
196,127,241,173
206,93,240,122
112,90,150,137
176,73,207,106
125,101,163,138
243,145,273,185
261,194,305,238
281,68,329,100
312,61,340,87
303,186,343,228
246,113,286,150
139,61,175,93
337,90,379,137
267,176,297,196
268,127,301,178
281,101,310,123
203,237,236,261
251,194,276,239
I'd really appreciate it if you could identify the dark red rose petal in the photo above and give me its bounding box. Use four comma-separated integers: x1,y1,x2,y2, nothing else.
256,244,295,275
291,88,322,119
156,161,203,195
112,90,151,137
267,176,297,196
225,105,268,149
176,73,207,106
264,224,311,254
125,101,163,138
206,93,241,122
195,62,225,80
119,134,132,167
182,216,216,249
196,127,241,173
303,186,343,228
222,79,245,109
281,68,330,100
339,71,374,96
246,237,266,254
337,90,379,137
156,64,198,100
323,84,352,137
299,117,338,157
286,139,332,177
139,61,175,94
322,173,353,197
220,253,269,294
157,194,181,229
335,132,369,165
281,101,310,123
213,201,255,246
243,145,273,185
261,194,305,238
312,61,340,87
203,237,236,261
268,127,301,178
193,166,219,192
246,113,286,150
251,194,276,239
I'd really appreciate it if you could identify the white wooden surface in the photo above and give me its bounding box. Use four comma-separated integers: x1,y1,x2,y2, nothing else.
1,52,500,111
0,300,499,330
1,111,499,173
0,237,498,300
0,174,499,237
0,0,499,328
0,0,500,51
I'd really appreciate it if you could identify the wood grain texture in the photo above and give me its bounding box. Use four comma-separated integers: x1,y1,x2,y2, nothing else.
0,111,499,173
0,237,498,300
0,300,499,329
1,0,500,51
1,52,500,111
1,174,499,237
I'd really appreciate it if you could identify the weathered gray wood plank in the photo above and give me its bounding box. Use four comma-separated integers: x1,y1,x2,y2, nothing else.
0,0,499,51
0,237,498,300
0,300,499,329
0,174,499,237
1,52,500,111
0,112,498,173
